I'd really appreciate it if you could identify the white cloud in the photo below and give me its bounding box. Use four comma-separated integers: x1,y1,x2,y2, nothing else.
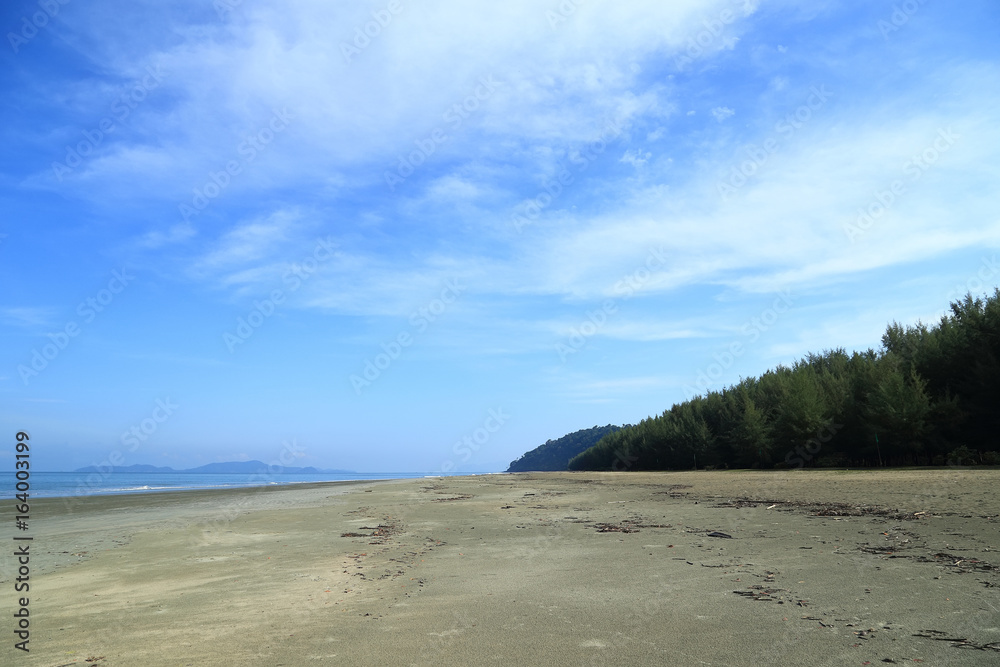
620,149,652,167
37,0,746,196
44,1,998,331
711,106,735,122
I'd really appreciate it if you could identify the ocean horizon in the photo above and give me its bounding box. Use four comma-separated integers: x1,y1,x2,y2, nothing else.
8,471,496,500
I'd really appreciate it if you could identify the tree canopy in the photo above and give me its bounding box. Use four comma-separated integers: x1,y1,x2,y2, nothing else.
568,290,1000,471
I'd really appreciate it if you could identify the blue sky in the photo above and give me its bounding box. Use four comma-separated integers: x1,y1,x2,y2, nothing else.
1,0,998,473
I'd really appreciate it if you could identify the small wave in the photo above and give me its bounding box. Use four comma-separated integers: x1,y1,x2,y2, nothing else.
107,485,180,492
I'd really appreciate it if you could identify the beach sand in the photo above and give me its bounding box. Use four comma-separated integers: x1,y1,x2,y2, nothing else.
4,469,999,665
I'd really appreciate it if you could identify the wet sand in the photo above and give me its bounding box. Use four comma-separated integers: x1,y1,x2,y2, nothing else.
3,469,999,665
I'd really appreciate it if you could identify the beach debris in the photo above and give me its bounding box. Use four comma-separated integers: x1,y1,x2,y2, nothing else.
921,552,998,572
732,585,787,601
801,615,823,621
653,484,693,499
590,518,671,534
913,629,1000,651
810,502,914,520
859,545,896,555
712,496,918,520
594,522,639,533
714,499,768,509
706,531,733,539
339,522,399,545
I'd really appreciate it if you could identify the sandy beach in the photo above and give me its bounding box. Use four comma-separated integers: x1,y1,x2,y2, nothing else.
4,469,1000,665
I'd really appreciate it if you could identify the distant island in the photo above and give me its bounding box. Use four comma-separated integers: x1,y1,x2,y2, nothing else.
74,460,356,474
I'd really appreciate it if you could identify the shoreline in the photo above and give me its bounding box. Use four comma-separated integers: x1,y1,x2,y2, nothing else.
5,470,998,665
12,472,459,501
20,465,998,502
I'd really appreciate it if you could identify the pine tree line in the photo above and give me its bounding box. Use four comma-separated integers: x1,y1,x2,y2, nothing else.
568,290,1000,471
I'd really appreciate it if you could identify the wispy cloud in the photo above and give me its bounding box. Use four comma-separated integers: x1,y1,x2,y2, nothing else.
711,106,735,122
138,223,196,249
187,209,304,283
1,307,57,328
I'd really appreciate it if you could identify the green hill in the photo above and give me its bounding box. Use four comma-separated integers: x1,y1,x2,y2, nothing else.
507,425,622,472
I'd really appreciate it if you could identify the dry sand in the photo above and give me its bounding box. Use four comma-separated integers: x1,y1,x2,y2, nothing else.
3,469,999,665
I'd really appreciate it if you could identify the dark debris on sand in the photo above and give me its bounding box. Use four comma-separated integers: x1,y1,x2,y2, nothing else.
913,629,1000,651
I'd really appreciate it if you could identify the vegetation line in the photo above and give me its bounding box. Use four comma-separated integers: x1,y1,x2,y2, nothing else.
566,290,999,471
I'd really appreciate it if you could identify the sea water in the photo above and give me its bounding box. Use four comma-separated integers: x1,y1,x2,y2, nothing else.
3,471,482,499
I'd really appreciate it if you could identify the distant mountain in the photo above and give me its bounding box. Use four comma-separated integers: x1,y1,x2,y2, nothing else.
75,463,174,473
73,460,355,474
507,425,622,472
183,460,317,474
